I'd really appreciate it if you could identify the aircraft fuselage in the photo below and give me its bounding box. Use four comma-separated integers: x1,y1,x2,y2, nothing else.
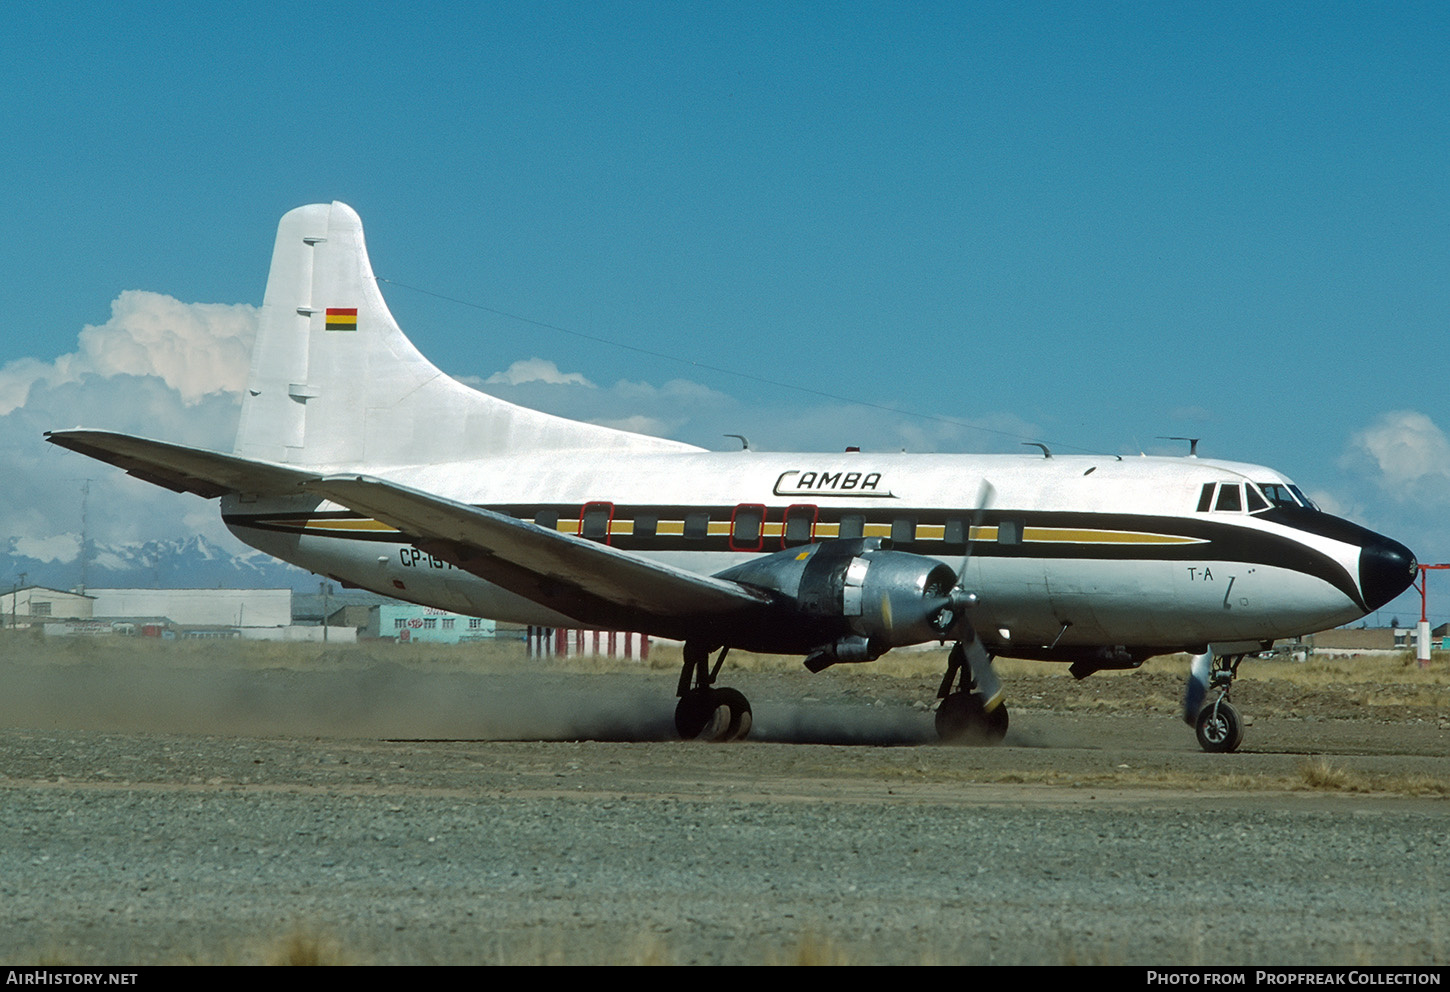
222,448,1413,660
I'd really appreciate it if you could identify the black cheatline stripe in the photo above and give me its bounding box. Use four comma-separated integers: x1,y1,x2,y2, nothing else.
225,504,1363,609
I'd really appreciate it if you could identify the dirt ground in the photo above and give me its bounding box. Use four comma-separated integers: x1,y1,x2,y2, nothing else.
1,635,1447,965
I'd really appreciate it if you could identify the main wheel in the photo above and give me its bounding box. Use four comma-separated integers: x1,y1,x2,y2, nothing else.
1195,700,1244,753
675,688,752,742
935,692,1009,745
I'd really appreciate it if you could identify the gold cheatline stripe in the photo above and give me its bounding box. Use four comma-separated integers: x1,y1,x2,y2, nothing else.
272,519,397,533
1022,527,1205,545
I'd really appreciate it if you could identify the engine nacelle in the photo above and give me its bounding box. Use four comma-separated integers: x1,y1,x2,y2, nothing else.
714,538,961,664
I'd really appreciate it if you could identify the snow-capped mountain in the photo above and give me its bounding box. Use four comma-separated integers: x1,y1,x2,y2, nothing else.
3,534,319,592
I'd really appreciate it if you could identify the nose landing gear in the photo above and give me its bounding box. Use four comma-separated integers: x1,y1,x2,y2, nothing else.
1189,653,1246,753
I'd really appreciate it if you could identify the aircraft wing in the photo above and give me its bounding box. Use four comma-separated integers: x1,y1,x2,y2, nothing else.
45,430,315,498
303,475,773,630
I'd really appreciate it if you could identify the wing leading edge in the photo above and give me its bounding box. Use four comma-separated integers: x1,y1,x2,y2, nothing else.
302,475,773,634
45,429,316,498
45,432,767,635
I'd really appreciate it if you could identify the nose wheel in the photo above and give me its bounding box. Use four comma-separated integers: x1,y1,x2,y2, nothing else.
1188,653,1246,753
1194,698,1244,753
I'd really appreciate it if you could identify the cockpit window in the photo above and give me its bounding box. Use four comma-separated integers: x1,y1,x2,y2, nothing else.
1245,486,1269,512
1214,484,1242,512
1254,482,1320,512
1196,483,1215,512
1257,483,1300,509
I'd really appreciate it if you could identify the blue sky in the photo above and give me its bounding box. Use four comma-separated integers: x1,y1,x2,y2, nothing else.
3,2,1446,624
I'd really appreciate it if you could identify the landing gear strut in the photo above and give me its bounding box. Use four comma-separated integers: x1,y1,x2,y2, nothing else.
1191,653,1246,753
934,641,1009,744
675,643,752,742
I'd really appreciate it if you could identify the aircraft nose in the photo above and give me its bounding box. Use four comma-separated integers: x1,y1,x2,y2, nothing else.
1359,535,1417,611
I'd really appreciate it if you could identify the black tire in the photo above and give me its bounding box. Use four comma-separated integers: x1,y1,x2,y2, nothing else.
711,687,752,742
1195,700,1244,753
675,688,752,742
675,690,714,739
935,692,1008,745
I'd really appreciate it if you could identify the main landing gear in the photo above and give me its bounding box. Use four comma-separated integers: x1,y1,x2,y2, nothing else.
934,641,1009,745
1187,652,1246,753
675,643,752,742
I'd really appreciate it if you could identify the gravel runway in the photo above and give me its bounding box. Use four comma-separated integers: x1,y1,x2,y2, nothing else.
1,653,1446,965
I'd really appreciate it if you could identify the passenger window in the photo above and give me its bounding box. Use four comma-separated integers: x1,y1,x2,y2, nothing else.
730,505,764,550
998,520,1022,545
890,517,916,546
1214,485,1242,512
535,509,559,530
581,502,613,542
684,512,710,540
633,513,657,539
783,505,817,547
838,514,865,540
943,518,967,551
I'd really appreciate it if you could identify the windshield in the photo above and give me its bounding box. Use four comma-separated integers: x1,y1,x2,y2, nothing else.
1255,482,1319,512
1287,484,1319,511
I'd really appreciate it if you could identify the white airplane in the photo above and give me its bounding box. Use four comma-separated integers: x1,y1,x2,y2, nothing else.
47,202,1418,751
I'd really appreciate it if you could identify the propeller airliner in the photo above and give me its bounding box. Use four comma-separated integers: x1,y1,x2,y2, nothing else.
47,202,1418,751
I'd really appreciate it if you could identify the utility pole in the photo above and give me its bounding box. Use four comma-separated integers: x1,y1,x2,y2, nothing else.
78,480,90,595
12,571,26,629
1414,564,1450,669
320,580,331,643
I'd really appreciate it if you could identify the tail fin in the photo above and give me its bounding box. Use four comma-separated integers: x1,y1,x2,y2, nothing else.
234,202,698,468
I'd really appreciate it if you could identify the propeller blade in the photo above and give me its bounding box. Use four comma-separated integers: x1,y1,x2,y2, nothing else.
1183,650,1212,724
962,632,1004,711
958,478,996,579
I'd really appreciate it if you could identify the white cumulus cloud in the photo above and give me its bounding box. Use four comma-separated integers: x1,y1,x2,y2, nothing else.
484,358,595,387
1341,410,1450,501
3,293,258,561
0,291,256,415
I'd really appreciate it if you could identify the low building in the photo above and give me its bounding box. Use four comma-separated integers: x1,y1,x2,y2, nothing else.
1308,627,1427,652
86,588,292,629
365,604,497,644
0,586,94,628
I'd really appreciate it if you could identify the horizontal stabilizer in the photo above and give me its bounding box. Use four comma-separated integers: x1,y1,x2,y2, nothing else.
46,430,316,498
303,475,772,624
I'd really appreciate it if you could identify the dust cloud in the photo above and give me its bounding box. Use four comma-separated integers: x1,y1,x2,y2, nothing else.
0,640,939,746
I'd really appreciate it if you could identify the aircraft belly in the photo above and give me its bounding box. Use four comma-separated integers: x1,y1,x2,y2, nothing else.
975,556,1367,649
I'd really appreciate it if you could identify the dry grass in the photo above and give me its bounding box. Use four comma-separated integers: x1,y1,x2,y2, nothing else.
262,928,351,966
1298,757,1450,797
767,932,855,966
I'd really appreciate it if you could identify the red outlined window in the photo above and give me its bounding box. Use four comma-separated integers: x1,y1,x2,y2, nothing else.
580,502,615,544
730,504,766,552
782,504,818,548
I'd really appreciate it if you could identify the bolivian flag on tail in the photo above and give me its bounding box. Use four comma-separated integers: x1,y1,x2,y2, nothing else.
325,308,358,331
